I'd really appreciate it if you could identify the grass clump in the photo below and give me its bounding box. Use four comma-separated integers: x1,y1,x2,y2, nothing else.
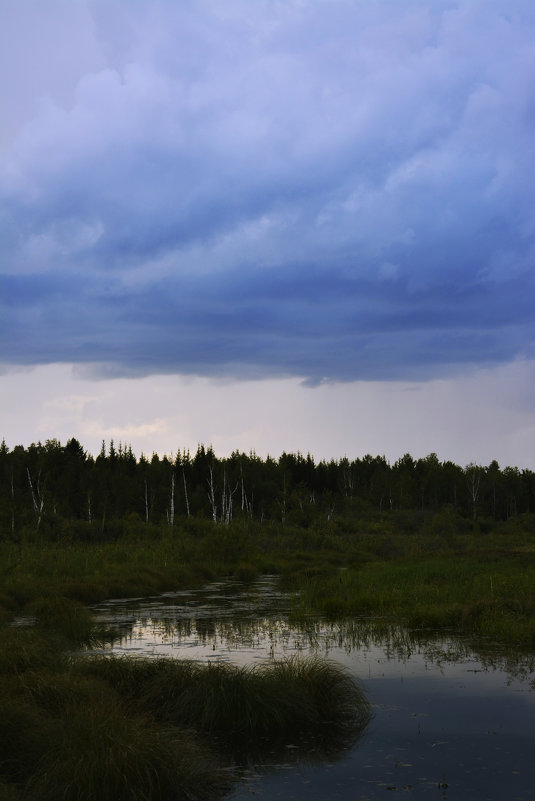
78,654,372,744
0,696,48,785
262,656,370,731
20,653,370,799
0,627,65,676
0,781,25,801
29,595,96,645
30,699,229,801
19,669,114,717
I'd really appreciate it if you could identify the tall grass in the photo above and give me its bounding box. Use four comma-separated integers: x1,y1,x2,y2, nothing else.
0,626,232,801
0,695,48,785
0,782,24,801
77,654,372,741
296,553,535,646
30,699,229,801
0,613,371,800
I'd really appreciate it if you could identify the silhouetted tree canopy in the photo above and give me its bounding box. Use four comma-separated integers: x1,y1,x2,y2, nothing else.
1,438,533,540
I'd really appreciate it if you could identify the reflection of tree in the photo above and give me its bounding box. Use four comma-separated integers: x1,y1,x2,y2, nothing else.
195,616,217,640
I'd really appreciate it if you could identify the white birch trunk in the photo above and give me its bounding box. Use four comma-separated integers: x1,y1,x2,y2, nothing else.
182,468,190,517
27,468,44,530
169,472,175,526
208,466,218,523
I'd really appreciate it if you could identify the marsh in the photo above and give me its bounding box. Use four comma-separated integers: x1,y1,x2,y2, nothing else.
89,577,535,800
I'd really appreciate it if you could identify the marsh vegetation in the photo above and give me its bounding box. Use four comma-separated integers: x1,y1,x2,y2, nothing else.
0,439,534,798
0,612,370,801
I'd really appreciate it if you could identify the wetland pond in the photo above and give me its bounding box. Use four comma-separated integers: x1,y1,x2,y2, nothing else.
89,577,534,801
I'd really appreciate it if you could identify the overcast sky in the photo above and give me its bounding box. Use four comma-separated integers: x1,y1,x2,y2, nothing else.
1,0,534,467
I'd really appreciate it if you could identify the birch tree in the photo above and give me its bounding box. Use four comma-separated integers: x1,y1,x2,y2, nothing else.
465,463,483,521
169,471,175,526
207,465,218,523
27,467,44,531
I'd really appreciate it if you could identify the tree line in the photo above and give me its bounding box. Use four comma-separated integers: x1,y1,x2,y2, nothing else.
1,438,534,541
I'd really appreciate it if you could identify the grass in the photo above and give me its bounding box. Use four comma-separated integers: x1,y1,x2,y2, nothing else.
295,552,535,646
0,694,48,785
77,654,371,739
29,699,228,801
74,654,372,769
0,619,371,800
1,516,534,649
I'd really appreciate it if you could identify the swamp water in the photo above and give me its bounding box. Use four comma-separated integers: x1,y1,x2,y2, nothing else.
89,577,534,801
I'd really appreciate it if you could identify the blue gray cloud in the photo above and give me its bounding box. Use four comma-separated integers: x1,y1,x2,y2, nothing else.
1,0,534,382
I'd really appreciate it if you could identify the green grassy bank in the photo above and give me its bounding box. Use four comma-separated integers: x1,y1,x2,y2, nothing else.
1,510,534,643
294,551,535,646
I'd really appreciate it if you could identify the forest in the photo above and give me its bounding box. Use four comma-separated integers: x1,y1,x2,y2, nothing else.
1,437,534,541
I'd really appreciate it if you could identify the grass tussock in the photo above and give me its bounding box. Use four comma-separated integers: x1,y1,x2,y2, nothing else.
0,781,25,801
77,655,371,741
0,629,371,801
30,699,229,801
0,696,49,784
0,627,65,676
29,595,95,645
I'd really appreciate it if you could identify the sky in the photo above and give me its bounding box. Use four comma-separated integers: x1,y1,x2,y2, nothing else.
1,0,534,468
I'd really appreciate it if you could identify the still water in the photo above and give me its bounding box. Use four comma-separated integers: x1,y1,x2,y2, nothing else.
89,577,534,801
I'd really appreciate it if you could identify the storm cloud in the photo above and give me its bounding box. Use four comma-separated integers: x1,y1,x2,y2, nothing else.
1,0,534,383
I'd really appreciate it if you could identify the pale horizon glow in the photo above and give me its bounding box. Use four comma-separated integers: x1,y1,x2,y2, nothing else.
2,361,534,469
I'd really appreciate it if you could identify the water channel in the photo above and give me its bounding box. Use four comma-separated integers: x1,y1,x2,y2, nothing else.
89,576,534,801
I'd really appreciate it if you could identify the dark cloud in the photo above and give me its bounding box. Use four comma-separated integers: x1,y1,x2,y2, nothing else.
2,260,533,381
1,0,534,381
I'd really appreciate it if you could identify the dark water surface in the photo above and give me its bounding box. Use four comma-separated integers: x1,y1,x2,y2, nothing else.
89,577,534,801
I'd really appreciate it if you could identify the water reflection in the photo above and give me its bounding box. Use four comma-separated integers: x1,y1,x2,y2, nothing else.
89,577,535,800
90,577,533,685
